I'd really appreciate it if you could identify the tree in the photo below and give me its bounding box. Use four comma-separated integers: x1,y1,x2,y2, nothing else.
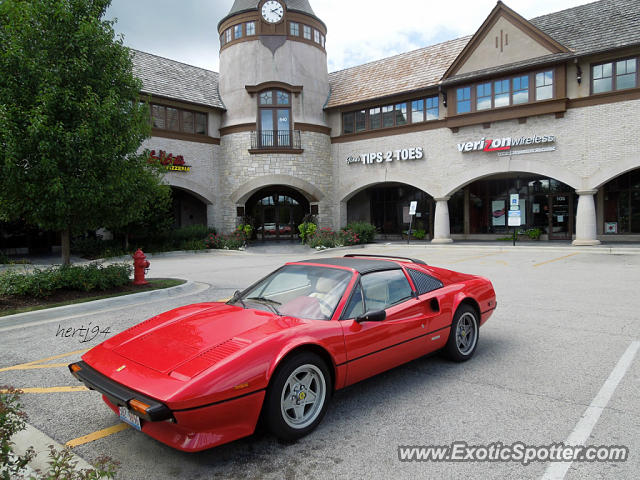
0,0,167,264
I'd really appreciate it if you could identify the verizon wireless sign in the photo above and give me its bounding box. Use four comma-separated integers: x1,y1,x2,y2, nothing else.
457,134,556,157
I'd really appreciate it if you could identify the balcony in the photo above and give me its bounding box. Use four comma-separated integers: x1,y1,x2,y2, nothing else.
249,130,303,154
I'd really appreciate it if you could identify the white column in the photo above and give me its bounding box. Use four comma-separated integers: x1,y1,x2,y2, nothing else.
572,189,601,246
432,197,453,244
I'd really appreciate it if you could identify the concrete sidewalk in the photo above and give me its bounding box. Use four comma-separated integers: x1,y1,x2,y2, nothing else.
0,280,209,332
363,240,640,255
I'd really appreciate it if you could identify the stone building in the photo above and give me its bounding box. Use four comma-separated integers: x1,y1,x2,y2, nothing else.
133,0,640,244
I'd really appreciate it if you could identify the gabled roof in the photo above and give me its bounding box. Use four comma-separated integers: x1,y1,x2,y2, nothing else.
442,1,571,81
131,50,224,110
326,0,640,108
326,36,470,109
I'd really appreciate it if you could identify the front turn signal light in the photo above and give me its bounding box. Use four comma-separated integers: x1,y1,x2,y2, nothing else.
70,364,82,373
129,399,150,415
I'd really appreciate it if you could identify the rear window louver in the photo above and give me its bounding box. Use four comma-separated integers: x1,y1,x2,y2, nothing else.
407,268,444,295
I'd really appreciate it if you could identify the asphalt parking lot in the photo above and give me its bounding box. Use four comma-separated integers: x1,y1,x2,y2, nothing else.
2,244,639,479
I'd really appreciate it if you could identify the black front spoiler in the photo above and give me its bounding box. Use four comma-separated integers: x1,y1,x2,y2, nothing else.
69,361,172,422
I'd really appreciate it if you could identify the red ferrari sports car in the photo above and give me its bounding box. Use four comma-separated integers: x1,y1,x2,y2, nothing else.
69,254,496,452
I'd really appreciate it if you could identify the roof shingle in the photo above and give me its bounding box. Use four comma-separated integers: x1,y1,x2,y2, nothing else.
530,0,640,56
326,36,470,109
131,50,224,110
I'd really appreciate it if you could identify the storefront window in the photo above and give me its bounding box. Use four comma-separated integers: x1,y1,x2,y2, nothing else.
347,184,433,238
603,169,640,234
467,175,574,238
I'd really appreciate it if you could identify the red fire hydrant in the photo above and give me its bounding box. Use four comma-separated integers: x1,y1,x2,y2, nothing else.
133,249,150,286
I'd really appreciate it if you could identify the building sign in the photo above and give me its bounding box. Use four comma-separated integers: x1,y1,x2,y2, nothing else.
508,210,522,227
456,135,556,157
149,150,192,172
347,147,424,166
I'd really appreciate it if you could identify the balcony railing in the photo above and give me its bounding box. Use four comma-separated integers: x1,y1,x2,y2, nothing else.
251,130,301,150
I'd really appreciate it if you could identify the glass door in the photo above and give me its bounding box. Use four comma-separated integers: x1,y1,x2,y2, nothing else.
549,195,571,240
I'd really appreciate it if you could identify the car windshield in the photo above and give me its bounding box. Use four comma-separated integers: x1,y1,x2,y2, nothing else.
234,265,352,320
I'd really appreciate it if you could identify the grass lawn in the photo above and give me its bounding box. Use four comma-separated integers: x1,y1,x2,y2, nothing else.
0,278,186,317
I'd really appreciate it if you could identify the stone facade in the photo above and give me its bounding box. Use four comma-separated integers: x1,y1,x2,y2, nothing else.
141,0,639,244
217,131,333,233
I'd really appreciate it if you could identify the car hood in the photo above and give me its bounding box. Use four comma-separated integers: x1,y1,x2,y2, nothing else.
108,303,299,377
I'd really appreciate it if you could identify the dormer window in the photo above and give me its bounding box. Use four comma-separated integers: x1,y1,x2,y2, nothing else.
512,75,529,104
457,87,471,114
592,57,637,93
535,71,554,100
455,69,555,115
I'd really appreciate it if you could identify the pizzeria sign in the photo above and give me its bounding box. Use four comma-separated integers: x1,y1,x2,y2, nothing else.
148,150,192,172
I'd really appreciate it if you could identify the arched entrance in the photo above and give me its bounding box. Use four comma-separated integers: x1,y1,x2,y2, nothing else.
171,187,208,227
246,186,310,241
346,183,434,239
452,173,576,240
601,168,640,236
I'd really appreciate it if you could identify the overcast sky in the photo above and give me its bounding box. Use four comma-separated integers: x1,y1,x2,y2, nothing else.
104,0,594,73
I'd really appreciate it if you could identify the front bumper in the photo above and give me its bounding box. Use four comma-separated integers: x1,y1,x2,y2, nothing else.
69,361,172,422
69,361,265,451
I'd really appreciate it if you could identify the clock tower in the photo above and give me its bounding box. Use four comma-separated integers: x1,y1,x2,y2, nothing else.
216,1,334,235
217,0,329,129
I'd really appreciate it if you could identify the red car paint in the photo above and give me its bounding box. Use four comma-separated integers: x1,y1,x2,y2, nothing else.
73,257,496,451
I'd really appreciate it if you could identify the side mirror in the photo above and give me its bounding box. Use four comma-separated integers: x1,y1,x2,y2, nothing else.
356,310,386,323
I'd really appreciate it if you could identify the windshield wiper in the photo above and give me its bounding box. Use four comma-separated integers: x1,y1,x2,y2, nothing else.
229,290,247,309
247,297,282,315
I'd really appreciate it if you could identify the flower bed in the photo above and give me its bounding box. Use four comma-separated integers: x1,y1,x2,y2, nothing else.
307,228,360,250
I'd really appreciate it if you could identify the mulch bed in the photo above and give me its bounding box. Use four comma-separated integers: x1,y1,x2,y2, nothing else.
0,282,158,315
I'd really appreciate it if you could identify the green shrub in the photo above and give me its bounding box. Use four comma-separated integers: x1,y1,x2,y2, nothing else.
0,387,117,479
72,225,217,259
178,239,206,251
0,263,132,298
526,227,542,240
0,252,9,264
71,237,126,259
204,232,245,250
345,222,376,244
298,222,317,245
168,225,215,243
412,229,427,240
339,228,360,246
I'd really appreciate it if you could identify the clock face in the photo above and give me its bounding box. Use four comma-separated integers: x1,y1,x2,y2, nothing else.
262,0,284,23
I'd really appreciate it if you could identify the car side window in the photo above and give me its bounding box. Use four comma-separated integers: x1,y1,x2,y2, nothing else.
341,282,364,319
361,269,413,311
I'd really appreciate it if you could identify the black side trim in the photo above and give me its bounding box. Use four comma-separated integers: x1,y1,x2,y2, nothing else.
481,305,497,315
335,324,452,367
173,388,266,413
69,362,171,422
344,254,427,265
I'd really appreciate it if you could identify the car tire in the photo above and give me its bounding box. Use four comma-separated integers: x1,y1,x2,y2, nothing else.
444,303,479,362
264,351,331,442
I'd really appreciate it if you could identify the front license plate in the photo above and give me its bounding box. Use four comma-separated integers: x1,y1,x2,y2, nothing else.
119,406,141,431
